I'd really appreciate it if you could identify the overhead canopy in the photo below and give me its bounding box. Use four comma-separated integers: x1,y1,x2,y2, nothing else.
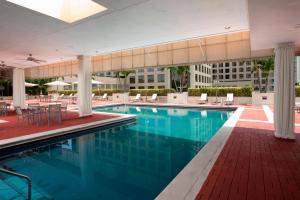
44,80,71,86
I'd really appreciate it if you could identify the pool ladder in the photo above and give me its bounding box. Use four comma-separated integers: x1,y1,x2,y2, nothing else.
0,168,32,200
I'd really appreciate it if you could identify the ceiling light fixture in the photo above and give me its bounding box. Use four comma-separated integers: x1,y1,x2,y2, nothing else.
6,0,107,23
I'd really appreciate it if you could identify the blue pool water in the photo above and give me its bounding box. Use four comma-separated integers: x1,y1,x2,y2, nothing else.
0,105,233,200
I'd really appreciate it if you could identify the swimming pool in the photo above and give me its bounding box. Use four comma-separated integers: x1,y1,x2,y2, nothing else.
0,105,233,200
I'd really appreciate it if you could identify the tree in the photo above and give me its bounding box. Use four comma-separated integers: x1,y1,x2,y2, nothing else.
260,57,274,92
252,60,263,92
118,70,135,92
252,57,274,92
168,65,190,93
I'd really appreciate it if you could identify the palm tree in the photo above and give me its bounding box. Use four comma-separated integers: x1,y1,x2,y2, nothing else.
119,70,135,92
168,66,179,92
260,57,274,92
252,57,274,92
176,65,190,93
252,60,263,92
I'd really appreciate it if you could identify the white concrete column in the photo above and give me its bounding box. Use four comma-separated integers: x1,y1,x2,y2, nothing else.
13,68,25,109
274,42,295,139
77,55,92,117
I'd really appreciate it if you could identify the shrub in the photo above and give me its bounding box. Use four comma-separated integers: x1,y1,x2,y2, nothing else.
129,89,175,96
188,87,253,97
296,86,300,97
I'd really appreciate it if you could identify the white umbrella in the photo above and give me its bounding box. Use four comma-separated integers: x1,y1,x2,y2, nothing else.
25,82,38,87
44,80,71,86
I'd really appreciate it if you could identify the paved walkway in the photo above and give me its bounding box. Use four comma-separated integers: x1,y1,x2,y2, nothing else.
196,106,300,200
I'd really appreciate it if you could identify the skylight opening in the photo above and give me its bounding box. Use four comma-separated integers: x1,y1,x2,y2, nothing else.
6,0,107,23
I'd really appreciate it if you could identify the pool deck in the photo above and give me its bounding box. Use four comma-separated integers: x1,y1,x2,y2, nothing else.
196,106,300,200
1,101,300,200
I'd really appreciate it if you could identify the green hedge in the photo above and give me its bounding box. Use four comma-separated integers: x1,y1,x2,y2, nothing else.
129,89,175,96
56,89,122,96
188,87,253,97
296,86,300,97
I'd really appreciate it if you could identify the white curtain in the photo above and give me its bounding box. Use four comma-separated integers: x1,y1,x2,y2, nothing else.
13,68,26,109
77,55,92,117
274,42,295,139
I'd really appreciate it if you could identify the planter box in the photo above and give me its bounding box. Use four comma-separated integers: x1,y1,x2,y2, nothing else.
112,93,129,103
167,92,188,104
252,92,274,105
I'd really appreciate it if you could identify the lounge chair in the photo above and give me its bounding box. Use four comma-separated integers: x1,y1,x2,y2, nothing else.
295,102,300,112
224,93,234,105
100,93,108,101
58,94,64,100
198,93,208,104
147,93,158,102
132,94,142,102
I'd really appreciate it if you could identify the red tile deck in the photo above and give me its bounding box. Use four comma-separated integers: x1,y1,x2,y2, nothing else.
0,111,119,140
196,106,300,200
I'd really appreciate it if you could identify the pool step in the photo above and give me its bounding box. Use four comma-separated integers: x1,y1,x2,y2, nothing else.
0,176,53,200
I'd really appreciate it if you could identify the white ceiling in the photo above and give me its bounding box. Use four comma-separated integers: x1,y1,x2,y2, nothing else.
249,0,300,50
0,0,249,68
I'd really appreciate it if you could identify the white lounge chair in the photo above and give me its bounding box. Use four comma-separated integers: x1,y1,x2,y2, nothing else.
224,93,234,105
198,93,208,104
132,94,141,102
100,93,108,101
148,93,158,102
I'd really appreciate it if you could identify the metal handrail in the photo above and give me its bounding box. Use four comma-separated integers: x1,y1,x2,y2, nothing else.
0,168,32,200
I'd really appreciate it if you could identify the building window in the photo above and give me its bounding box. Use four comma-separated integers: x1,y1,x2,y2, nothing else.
129,76,135,84
239,68,244,72
212,64,217,68
138,68,144,73
225,62,229,67
232,74,237,79
195,74,198,82
158,86,165,89
239,74,244,79
246,74,251,78
219,69,223,73
219,63,223,67
213,69,217,74
148,86,154,89
147,75,154,83
246,67,252,72
232,68,237,73
225,69,230,73
138,86,144,89
213,75,217,80
157,74,165,82
195,65,198,71
157,67,164,72
246,61,251,66
147,67,154,72
219,75,223,79
239,61,245,66
130,86,135,89
138,75,144,83
232,62,237,66
225,75,230,79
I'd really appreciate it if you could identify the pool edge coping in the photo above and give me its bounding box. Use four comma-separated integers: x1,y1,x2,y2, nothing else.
0,113,136,149
155,106,244,200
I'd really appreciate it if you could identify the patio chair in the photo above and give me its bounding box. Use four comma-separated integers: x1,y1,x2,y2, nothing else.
48,104,62,125
0,102,8,116
224,93,234,105
148,94,158,102
198,93,208,104
132,94,141,102
15,106,29,126
61,102,68,118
